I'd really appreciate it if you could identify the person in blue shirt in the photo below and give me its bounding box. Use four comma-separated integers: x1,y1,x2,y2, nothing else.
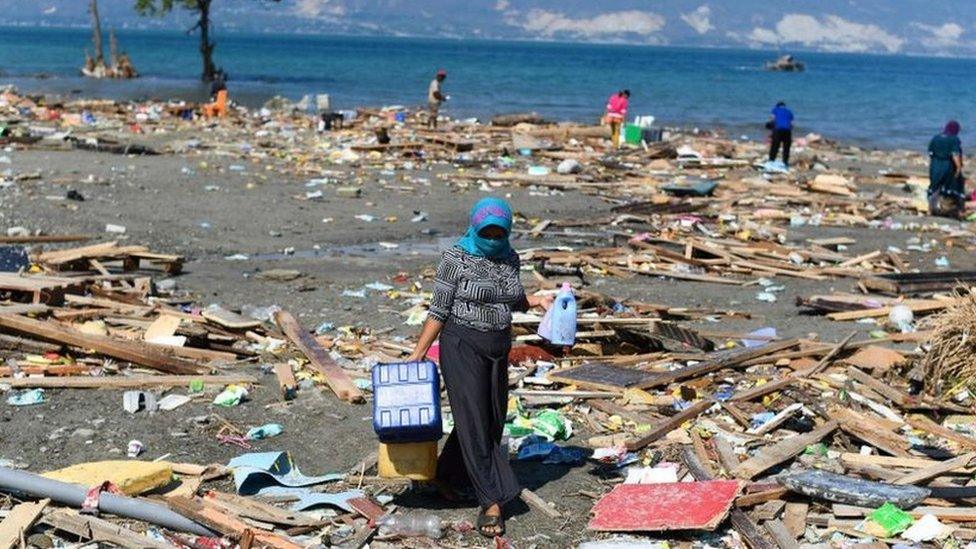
768,101,794,166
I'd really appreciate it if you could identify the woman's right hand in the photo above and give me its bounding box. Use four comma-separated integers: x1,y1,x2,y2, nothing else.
406,350,426,363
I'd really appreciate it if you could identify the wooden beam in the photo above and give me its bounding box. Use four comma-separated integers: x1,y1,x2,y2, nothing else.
0,499,48,549
4,374,255,389
732,422,838,480
273,363,297,401
625,400,711,452
519,488,561,518
41,508,171,549
892,452,976,486
636,339,800,389
906,414,976,451
0,314,205,375
274,311,364,403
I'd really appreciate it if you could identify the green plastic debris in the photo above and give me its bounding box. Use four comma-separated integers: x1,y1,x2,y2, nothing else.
504,409,573,441
189,379,205,393
213,384,248,407
869,502,913,536
803,443,828,456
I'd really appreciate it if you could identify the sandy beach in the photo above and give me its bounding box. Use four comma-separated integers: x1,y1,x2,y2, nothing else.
0,89,974,547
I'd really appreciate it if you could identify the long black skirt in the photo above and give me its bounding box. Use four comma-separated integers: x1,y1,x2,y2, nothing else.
436,320,521,508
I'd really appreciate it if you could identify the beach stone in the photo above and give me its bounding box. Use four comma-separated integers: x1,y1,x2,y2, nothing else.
557,159,581,174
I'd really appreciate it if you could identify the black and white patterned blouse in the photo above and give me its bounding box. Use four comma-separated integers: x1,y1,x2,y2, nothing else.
427,246,529,332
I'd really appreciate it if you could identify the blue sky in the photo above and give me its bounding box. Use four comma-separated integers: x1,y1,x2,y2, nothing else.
12,1,976,56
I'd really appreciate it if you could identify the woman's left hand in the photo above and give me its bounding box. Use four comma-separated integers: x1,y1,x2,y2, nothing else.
528,294,554,311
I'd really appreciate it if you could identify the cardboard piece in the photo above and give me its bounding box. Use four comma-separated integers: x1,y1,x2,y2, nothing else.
588,480,741,531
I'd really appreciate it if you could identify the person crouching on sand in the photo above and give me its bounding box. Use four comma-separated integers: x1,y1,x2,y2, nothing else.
405,197,552,538
604,89,630,148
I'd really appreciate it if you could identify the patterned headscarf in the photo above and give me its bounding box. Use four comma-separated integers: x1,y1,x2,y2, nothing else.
456,197,513,258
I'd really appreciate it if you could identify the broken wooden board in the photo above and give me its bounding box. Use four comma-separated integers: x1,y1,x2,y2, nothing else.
202,306,263,330
625,400,712,452
844,346,906,373
548,362,658,392
732,421,838,480
0,314,206,375
274,362,297,401
861,271,976,295
41,508,172,549
274,310,364,403
637,339,800,389
892,452,976,485
4,374,255,389
0,499,48,549
0,272,84,304
588,481,741,531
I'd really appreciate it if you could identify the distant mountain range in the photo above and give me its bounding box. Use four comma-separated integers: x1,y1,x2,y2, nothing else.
9,0,976,56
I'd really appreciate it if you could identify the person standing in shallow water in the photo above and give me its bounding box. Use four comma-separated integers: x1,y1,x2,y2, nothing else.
406,197,552,538
928,120,966,218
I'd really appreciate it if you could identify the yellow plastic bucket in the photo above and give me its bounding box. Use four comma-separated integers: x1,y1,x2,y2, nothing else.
377,441,438,481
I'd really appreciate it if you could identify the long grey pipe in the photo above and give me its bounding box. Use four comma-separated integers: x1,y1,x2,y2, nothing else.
0,466,214,536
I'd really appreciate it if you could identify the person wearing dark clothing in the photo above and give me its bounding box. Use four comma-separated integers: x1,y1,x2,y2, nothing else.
210,70,227,99
928,120,965,217
768,101,794,166
406,197,551,538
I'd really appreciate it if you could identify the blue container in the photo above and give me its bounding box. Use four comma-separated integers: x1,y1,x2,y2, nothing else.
372,360,442,443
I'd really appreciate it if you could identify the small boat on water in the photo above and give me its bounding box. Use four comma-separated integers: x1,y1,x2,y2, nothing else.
764,54,805,72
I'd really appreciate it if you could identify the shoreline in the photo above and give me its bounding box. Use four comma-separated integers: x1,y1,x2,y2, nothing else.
0,80,937,154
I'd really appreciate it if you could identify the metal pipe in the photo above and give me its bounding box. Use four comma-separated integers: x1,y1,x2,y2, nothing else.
0,466,214,536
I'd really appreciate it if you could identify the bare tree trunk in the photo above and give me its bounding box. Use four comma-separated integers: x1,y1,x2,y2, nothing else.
89,0,104,64
197,0,216,82
109,28,119,68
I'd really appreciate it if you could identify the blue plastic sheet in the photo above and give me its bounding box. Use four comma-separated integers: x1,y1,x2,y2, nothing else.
228,451,343,495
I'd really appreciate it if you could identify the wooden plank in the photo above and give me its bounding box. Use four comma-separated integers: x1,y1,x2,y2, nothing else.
730,377,795,402
892,452,976,485
520,488,561,518
636,339,800,389
765,519,799,549
906,414,976,451
144,314,182,342
806,332,856,376
41,508,171,549
548,362,657,392
729,508,776,549
828,406,913,458
0,499,47,549
732,421,838,480
274,363,297,401
833,504,976,523
625,400,712,452
0,234,91,244
0,314,205,375
736,488,788,507
839,453,974,471
847,367,913,406
782,503,808,538
274,310,364,403
5,374,255,389
167,496,301,549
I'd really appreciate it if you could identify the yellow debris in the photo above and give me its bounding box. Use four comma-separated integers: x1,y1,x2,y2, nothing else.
43,461,173,496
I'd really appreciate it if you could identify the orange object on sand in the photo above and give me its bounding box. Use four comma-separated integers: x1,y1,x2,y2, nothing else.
203,90,228,118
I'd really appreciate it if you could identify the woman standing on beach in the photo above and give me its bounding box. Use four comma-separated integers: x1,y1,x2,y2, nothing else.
605,89,630,148
406,197,551,538
928,121,965,217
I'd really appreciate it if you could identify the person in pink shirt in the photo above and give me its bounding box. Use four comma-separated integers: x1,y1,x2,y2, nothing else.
604,89,630,148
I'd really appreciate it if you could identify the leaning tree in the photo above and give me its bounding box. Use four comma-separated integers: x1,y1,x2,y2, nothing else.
135,0,279,82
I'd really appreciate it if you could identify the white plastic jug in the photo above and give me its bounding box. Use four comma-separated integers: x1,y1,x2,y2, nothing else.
537,282,577,346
